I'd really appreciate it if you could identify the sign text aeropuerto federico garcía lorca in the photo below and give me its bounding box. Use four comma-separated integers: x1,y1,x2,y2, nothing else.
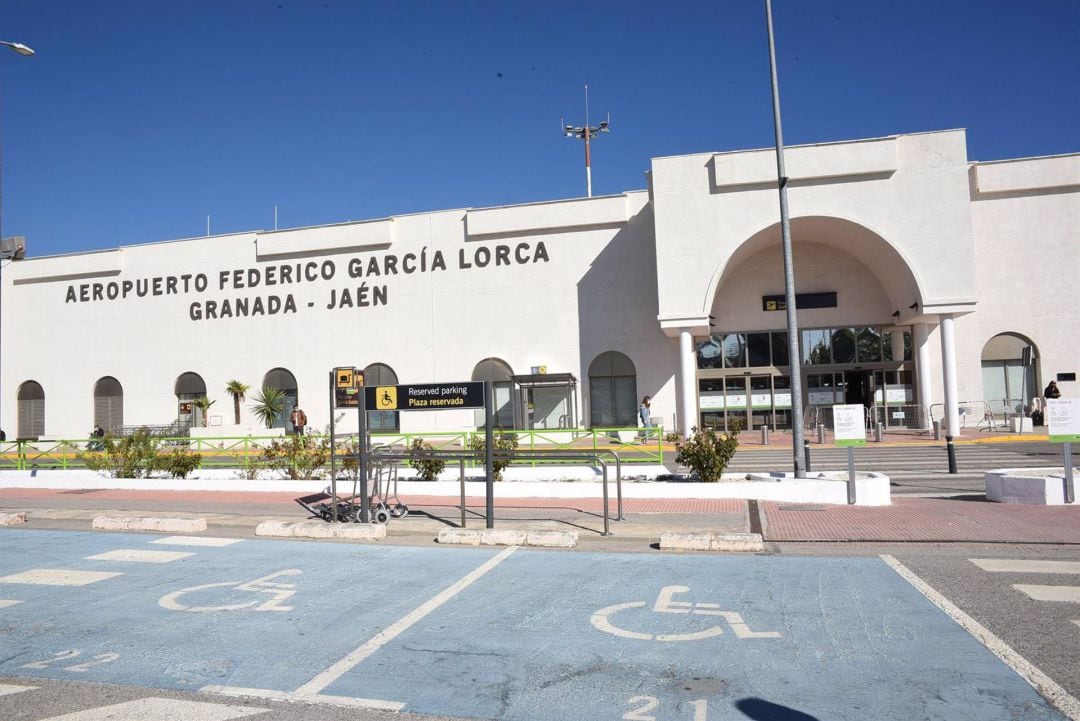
62,242,551,322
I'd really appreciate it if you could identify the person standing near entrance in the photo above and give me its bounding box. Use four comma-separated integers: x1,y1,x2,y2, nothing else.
289,406,308,436
639,395,653,441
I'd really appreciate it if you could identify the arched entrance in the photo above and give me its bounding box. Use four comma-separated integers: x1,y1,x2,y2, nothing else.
93,377,124,433
700,217,922,432
981,333,1037,417
174,372,207,428
472,358,514,429
17,380,45,440
262,368,298,431
588,351,637,427
363,363,400,432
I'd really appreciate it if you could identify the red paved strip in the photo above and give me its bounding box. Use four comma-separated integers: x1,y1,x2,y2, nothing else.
762,497,1080,544
0,487,744,514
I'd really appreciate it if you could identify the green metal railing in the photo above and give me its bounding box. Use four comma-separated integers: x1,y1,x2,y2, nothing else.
0,426,667,472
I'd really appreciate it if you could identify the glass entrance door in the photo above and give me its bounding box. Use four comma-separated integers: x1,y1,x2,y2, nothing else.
749,376,772,430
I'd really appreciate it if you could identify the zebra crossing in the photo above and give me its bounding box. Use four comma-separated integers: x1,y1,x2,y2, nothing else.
0,685,266,720
726,442,1063,495
971,558,1080,629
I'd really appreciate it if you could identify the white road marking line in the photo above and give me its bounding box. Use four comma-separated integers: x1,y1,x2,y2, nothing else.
0,599,23,609
1013,585,1080,603
84,549,195,563
0,569,123,586
972,559,1080,575
151,536,243,547
882,554,1080,721
201,685,404,711
294,545,519,697
0,683,36,696
38,697,267,720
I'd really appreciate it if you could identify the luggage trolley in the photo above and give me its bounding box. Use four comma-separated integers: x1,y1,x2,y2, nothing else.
370,454,409,521
294,455,408,524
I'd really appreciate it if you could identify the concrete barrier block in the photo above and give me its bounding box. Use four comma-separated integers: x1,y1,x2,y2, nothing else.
255,520,298,537
711,533,764,552
92,515,206,533
256,520,385,540
481,529,528,546
660,532,714,551
526,530,577,548
438,528,484,545
0,512,27,526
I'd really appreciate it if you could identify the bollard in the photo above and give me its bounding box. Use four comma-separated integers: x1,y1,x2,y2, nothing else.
874,423,884,442
803,439,812,473
816,423,825,444
761,425,769,445
933,420,941,441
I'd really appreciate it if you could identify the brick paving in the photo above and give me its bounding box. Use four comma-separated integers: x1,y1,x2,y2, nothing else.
761,497,1080,544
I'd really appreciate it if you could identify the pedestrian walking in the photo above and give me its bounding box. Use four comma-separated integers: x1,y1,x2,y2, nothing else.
289,406,308,436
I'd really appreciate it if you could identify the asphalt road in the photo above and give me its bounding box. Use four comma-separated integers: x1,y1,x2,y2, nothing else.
2,529,1079,721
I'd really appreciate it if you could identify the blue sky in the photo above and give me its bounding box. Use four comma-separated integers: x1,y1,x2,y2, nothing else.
2,0,1077,257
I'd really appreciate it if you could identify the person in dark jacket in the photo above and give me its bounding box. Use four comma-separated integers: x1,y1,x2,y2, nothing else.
1045,380,1061,400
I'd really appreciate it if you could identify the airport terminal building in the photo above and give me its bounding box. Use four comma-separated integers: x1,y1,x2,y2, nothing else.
4,128,1077,441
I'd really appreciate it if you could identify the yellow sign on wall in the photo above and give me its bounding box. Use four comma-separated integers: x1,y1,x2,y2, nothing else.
336,367,355,388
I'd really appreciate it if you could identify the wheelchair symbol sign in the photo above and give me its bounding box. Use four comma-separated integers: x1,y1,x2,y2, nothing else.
159,569,301,613
590,585,781,642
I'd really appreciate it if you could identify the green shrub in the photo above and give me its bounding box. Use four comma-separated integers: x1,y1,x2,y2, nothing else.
82,429,159,478
408,438,446,482
672,420,742,483
260,433,331,480
467,432,518,482
154,447,203,479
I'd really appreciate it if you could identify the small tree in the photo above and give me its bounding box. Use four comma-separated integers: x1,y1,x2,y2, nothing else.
408,438,446,482
260,433,331,480
671,420,742,483
82,429,160,478
249,387,286,429
225,380,250,425
467,432,518,482
192,397,215,427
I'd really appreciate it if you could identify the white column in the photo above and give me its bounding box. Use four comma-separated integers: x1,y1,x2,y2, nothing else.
939,315,960,438
913,323,933,427
678,330,697,437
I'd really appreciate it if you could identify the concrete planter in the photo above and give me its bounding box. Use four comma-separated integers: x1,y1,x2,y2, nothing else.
985,469,1077,505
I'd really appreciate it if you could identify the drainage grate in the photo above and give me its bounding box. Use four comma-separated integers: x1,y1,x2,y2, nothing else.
58,489,105,495
776,504,827,512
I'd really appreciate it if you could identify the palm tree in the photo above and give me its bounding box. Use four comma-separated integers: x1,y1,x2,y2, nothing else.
249,387,286,429
225,380,250,425
192,397,216,427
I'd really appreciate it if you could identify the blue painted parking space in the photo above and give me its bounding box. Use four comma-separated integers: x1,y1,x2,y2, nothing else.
0,529,1067,720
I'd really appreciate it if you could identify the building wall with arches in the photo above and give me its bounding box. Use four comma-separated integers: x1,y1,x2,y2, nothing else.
1,128,1075,440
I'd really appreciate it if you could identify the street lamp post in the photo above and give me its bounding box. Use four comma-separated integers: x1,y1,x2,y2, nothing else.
0,39,34,442
763,1,807,478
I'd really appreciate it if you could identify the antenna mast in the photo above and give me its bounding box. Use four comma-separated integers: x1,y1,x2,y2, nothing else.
562,84,610,197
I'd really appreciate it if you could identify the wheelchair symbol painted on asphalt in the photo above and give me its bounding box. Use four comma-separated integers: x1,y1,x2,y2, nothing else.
590,585,781,642
158,569,302,613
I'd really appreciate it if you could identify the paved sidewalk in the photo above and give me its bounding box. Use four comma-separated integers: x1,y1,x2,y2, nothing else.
3,486,1079,547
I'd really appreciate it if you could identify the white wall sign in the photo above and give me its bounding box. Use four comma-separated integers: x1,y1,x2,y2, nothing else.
1048,398,1080,442
833,404,867,447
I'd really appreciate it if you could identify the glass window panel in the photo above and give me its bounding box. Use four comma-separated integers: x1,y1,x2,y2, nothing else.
857,327,882,362
725,377,747,409
696,336,724,369
882,332,895,362
747,333,771,367
832,328,856,364
982,362,1007,411
903,330,913,361
771,332,789,366
590,378,615,427
802,329,831,365
613,377,637,427
722,333,747,368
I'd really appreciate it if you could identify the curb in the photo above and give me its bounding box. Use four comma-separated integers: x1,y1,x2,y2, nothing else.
437,528,578,548
255,520,386,541
659,531,764,552
0,511,27,526
91,515,207,533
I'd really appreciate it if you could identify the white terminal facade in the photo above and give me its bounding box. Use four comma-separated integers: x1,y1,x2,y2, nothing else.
4,129,1079,441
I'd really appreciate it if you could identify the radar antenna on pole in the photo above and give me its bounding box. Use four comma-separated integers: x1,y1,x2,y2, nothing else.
561,84,610,198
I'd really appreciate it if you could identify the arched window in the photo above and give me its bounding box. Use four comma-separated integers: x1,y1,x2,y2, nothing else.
589,351,637,427
93,377,124,434
262,368,298,431
981,333,1038,416
472,358,514,429
174,372,207,428
363,363,400,432
17,380,45,440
